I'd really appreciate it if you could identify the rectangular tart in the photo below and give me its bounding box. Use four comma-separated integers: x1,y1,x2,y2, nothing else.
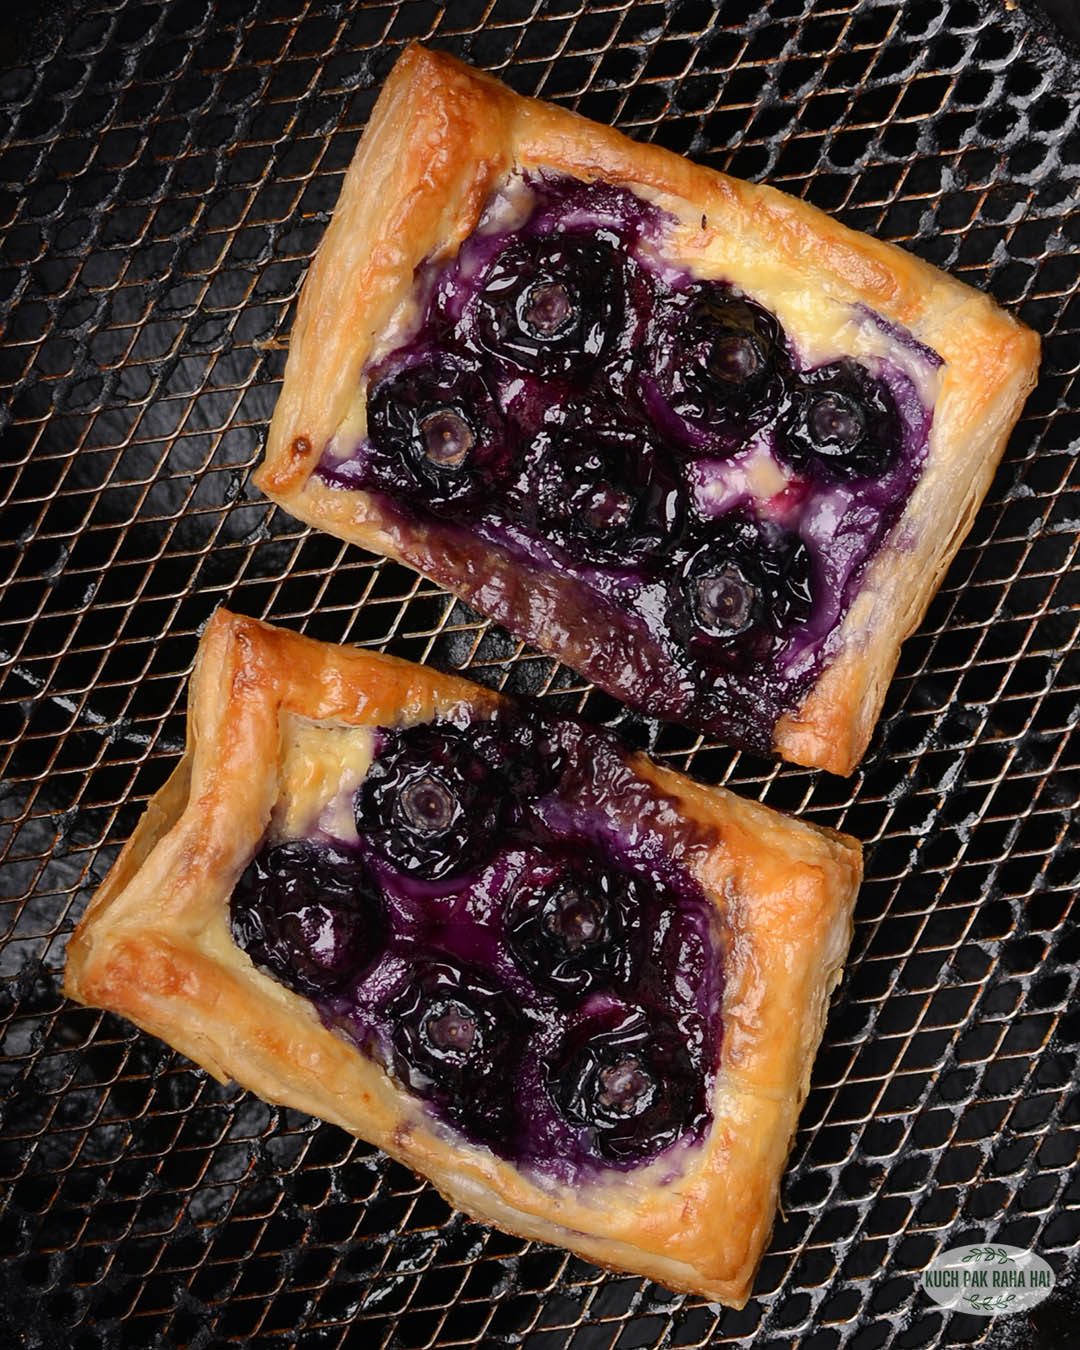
64,609,863,1305
253,44,1040,776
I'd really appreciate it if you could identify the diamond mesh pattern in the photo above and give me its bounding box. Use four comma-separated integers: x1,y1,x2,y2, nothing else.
1,1,1078,1346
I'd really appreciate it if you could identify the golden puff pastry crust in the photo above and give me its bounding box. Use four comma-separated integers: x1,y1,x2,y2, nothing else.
64,609,861,1304
254,44,1040,776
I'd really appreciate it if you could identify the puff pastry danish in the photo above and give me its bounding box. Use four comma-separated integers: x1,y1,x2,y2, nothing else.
254,44,1040,775
65,609,862,1305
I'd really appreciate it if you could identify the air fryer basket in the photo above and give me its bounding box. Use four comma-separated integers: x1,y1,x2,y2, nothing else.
1,1,1078,1346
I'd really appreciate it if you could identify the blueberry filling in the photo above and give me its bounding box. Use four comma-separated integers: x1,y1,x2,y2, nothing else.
470,233,628,377
230,840,385,997
322,176,935,757
355,720,508,880
230,706,723,1177
469,704,567,801
548,1007,705,1160
778,357,902,482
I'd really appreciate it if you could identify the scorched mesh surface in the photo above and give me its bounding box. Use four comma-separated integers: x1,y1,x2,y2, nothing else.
1,1,1078,1347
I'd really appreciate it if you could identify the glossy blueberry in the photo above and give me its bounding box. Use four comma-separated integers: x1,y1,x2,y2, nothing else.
778,357,901,481
505,852,643,999
230,840,385,997
678,510,814,649
547,1007,704,1160
355,721,508,881
471,233,627,377
650,284,787,435
689,559,758,638
365,352,513,511
469,705,566,802
514,406,685,567
386,958,526,1142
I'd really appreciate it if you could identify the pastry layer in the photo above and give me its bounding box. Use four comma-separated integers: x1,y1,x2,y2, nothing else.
64,609,862,1305
254,44,1040,774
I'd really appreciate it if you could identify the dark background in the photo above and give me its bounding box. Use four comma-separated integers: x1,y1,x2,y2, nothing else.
12,0,1080,59
1030,0,1080,46
1,2,1079,1348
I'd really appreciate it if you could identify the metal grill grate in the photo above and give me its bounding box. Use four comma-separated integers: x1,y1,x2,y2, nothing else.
1,1,1078,1346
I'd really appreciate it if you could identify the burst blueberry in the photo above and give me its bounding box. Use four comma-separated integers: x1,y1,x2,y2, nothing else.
365,351,512,512
505,851,643,1000
678,510,814,653
385,957,526,1142
230,840,386,997
778,357,901,481
547,1007,705,1161
470,233,628,378
649,284,788,437
355,721,511,881
514,405,685,567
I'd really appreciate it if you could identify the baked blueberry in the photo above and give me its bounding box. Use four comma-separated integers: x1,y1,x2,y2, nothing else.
678,510,814,650
505,853,643,999
471,233,627,378
777,357,901,481
469,705,566,802
357,720,520,881
230,840,386,997
385,957,526,1142
514,405,685,567
689,558,758,638
547,1007,705,1160
365,351,512,511
650,284,787,436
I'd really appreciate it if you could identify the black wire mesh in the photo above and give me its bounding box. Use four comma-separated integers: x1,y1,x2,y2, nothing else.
1,1,1078,1347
